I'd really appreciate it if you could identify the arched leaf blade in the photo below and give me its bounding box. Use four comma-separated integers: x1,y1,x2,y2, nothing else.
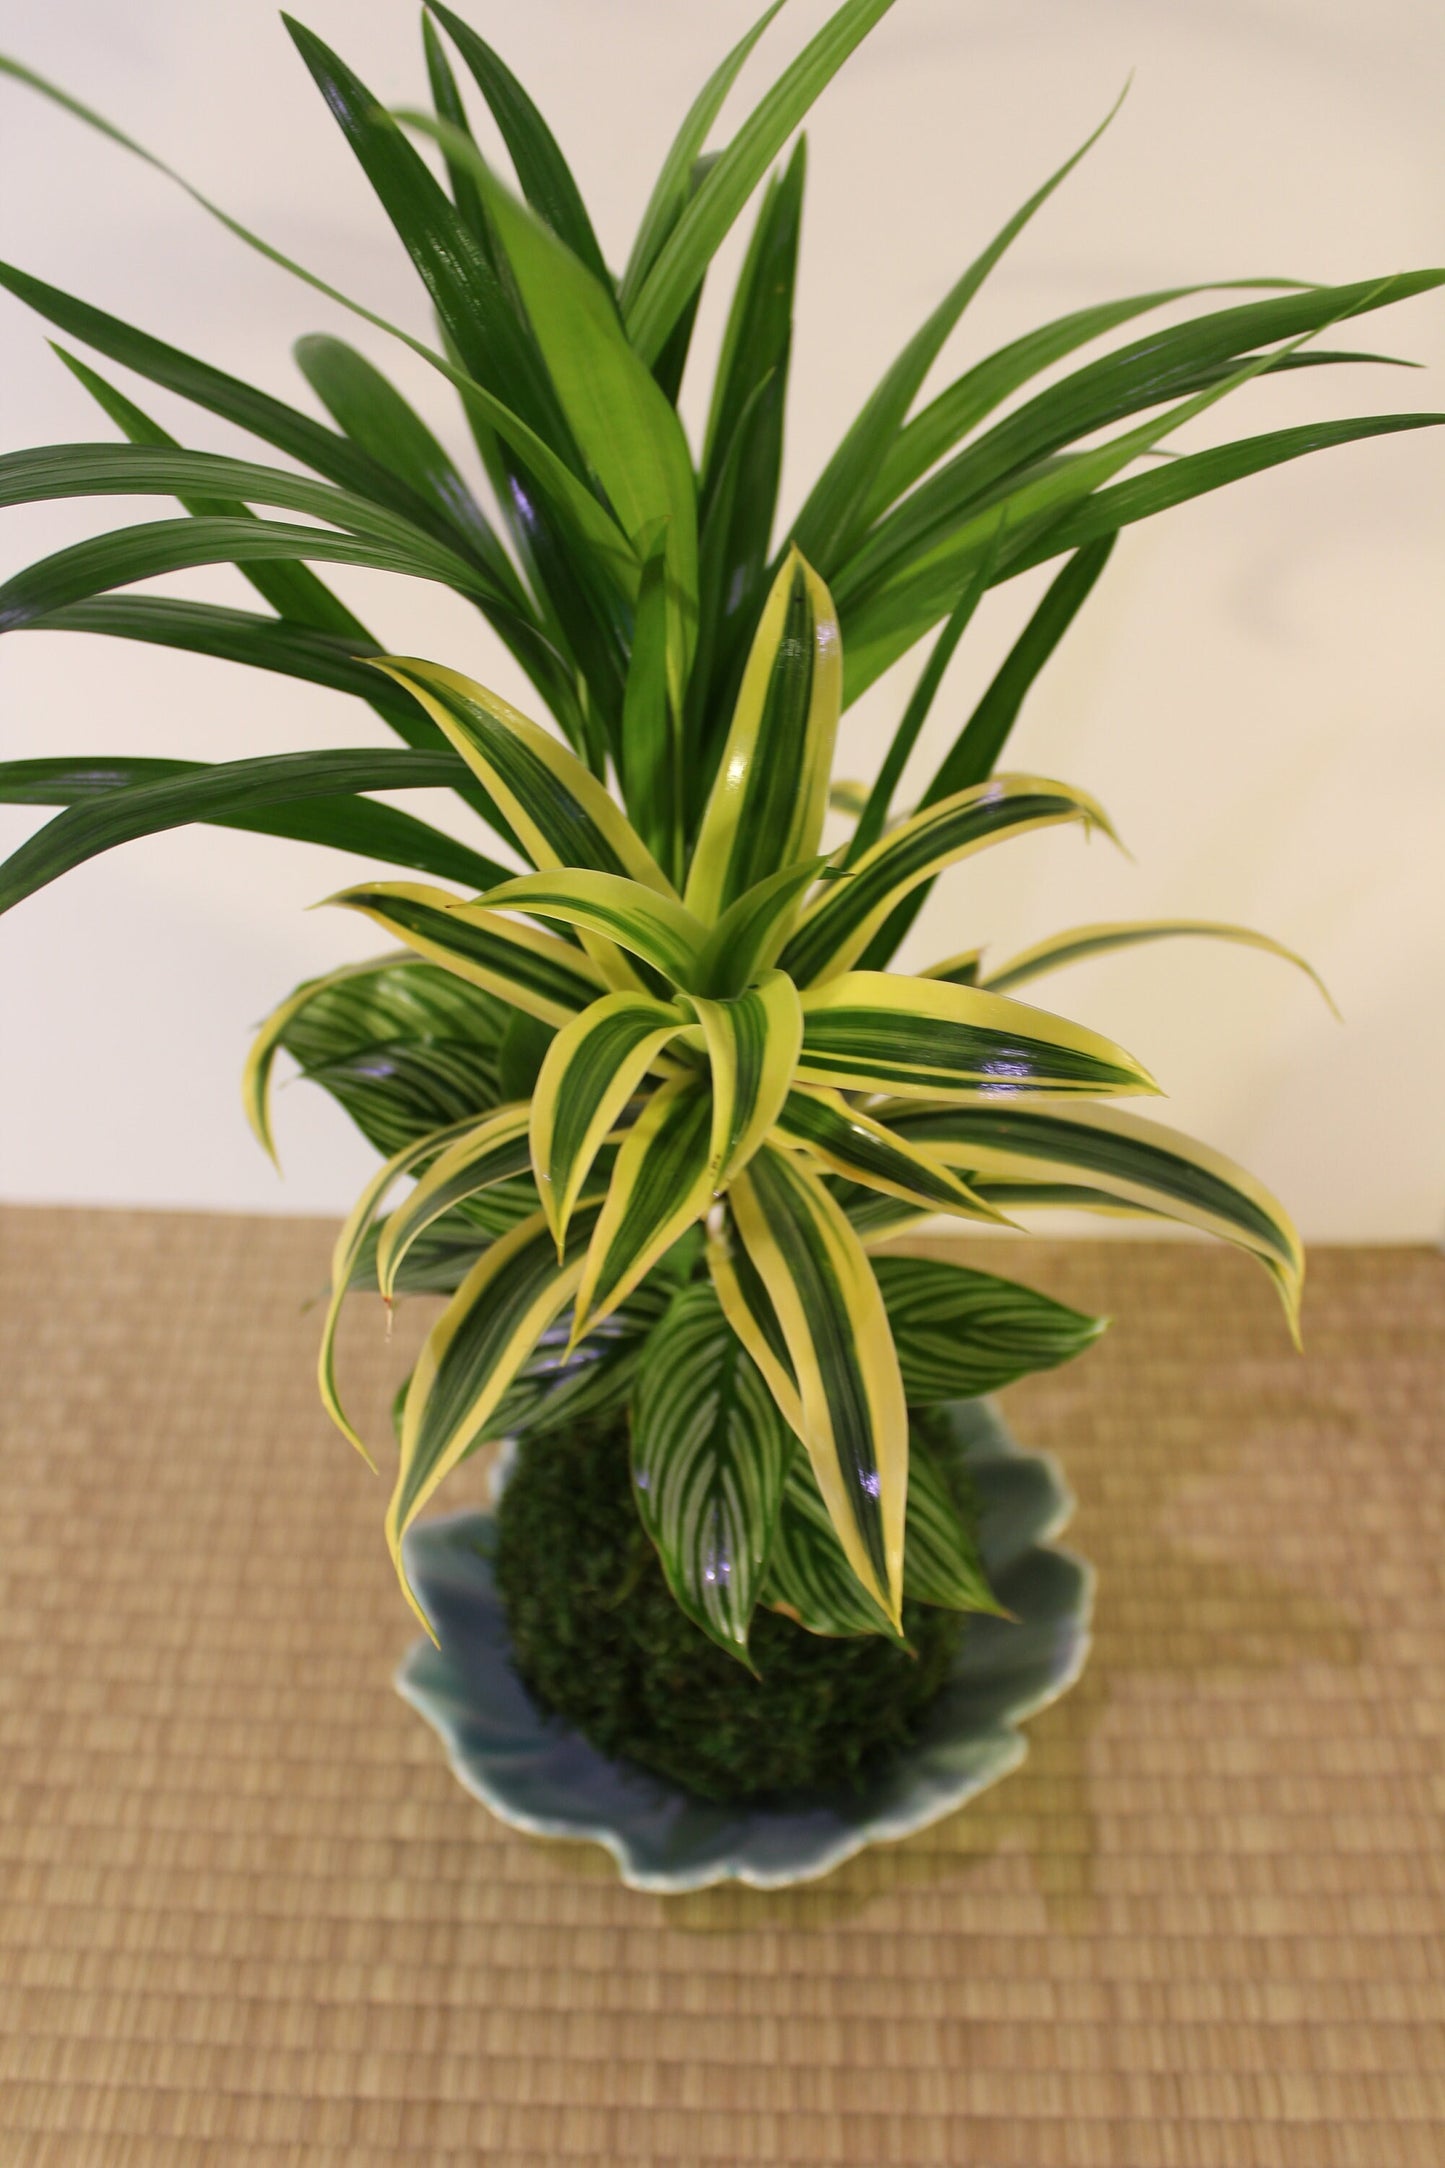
783,772,1117,986
392,1204,603,1635
631,1280,794,1662
571,1078,716,1341
693,856,827,997
771,1087,1001,1225
689,969,803,1185
883,1097,1304,1335
376,1100,535,1301
729,1145,907,1629
530,990,688,1249
685,550,842,921
706,1200,804,1436
982,917,1336,1013
324,879,605,1024
797,971,1159,1100
872,1253,1106,1401
465,869,708,987
0,755,510,896
370,659,674,892
0,748,478,918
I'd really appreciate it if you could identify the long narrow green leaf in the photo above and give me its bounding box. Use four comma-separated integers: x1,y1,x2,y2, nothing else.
0,748,481,918
692,855,827,997
631,1281,794,1662
729,1144,908,1628
689,970,803,1184
791,86,1127,574
785,773,1115,986
292,333,523,597
530,990,687,1249
325,879,606,1023
626,0,899,365
0,756,510,894
982,917,1336,1011
685,551,842,920
797,970,1159,1099
420,10,491,247
872,1254,1106,1401
620,0,790,308
426,2,611,287
618,526,680,881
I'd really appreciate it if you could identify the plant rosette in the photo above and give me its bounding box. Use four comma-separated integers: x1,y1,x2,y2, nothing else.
397,1398,1091,1893
1,6,1436,1832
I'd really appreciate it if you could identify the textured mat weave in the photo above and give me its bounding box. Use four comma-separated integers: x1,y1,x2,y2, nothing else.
1,1207,1442,2166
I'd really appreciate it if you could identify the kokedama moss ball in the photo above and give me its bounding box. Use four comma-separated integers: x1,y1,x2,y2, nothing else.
493,1416,969,1805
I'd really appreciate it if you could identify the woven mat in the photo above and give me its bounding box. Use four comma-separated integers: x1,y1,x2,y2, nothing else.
1,1208,1442,2166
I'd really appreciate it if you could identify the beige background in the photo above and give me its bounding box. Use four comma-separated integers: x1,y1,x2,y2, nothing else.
0,0,1441,1235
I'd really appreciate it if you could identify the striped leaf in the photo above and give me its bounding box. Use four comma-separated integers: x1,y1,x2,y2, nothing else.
465,869,708,987
781,774,1116,985
764,1425,999,1638
706,1201,804,1437
245,952,417,1164
728,1145,908,1627
324,880,605,1023
631,1282,794,1662
981,917,1336,1012
391,1204,603,1634
375,1101,536,1302
296,1041,501,1162
572,1078,716,1338
684,551,842,922
872,1254,1106,1402
316,1113,490,1460
692,857,828,998
772,1087,1001,1224
920,947,984,987
530,991,688,1249
797,971,1159,1100
689,970,803,1185
884,1097,1304,1334
369,659,675,893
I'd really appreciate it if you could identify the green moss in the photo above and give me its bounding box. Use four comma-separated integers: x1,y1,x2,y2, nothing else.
493,1417,969,1805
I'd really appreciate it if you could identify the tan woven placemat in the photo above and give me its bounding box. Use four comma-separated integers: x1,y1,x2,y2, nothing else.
1,1206,1442,2166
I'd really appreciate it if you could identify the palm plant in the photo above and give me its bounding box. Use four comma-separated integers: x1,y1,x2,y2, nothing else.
1,2,1438,1662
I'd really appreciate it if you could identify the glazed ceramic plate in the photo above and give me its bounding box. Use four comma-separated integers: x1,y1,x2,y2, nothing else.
396,1398,1093,1893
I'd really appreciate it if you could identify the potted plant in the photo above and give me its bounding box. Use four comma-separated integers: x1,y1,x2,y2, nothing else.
1,2,1437,1888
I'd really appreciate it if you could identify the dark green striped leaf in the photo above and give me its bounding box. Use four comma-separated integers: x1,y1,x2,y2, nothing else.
531,990,688,1247
872,1254,1106,1401
326,880,606,1024
631,1281,794,1661
573,1078,715,1336
772,1088,998,1223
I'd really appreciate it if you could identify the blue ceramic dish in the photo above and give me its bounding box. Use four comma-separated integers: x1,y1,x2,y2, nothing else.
396,1398,1092,1893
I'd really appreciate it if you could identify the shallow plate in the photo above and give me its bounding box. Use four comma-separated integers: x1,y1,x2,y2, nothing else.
396,1399,1093,1893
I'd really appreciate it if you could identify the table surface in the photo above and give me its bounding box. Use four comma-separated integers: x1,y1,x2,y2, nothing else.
2,1206,1442,2167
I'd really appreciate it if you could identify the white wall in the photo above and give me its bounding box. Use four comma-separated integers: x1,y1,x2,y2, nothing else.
1,0,1442,1236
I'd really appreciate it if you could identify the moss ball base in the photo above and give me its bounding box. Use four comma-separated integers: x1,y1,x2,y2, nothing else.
492,1418,967,1806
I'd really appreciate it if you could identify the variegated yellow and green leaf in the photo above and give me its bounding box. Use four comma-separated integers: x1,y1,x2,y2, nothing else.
692,856,829,997
872,1253,1107,1400
317,1111,485,1462
772,1085,1002,1224
370,658,677,894
324,879,605,1022
684,551,843,921
391,1202,604,1634
728,1144,908,1628
781,775,1116,985
882,1097,1304,1334
530,989,688,1249
797,970,1159,1100
374,1100,535,1301
763,1425,1000,1638
631,1280,794,1662
688,969,802,1185
571,1077,716,1341
243,949,411,1163
980,916,1337,1013
920,947,984,988
463,868,708,988
706,1200,805,1436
